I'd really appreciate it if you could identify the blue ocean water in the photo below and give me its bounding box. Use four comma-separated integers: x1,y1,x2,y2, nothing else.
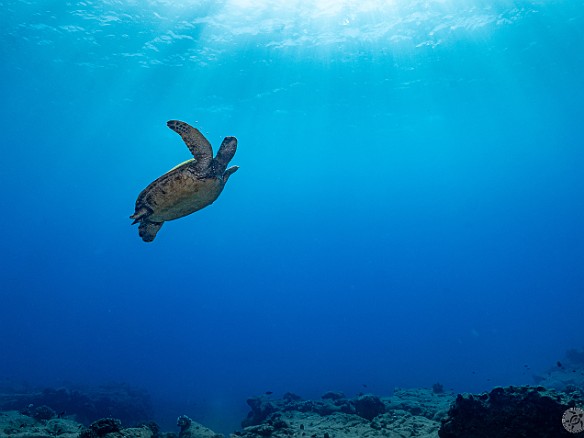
1,0,583,433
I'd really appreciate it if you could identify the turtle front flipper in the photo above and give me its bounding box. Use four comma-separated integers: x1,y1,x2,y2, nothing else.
167,120,213,173
138,220,164,242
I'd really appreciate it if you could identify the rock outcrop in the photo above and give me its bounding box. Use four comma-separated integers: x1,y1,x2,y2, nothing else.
439,385,579,438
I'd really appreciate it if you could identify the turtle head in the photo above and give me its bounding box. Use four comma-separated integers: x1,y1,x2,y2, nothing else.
213,136,237,175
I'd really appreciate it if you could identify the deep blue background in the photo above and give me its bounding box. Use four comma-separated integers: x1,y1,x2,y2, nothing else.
1,0,583,432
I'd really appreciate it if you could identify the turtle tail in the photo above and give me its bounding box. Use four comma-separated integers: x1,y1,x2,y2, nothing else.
130,206,150,224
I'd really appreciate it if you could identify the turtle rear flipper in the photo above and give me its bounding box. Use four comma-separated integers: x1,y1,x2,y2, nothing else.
167,120,213,173
138,220,164,242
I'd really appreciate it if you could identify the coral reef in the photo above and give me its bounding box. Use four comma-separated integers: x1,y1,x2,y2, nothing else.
0,410,84,438
241,392,390,427
241,396,278,428
0,410,223,438
389,388,451,422
4,383,579,438
438,385,579,438
88,418,123,436
3,359,583,438
73,416,160,438
0,382,153,426
177,414,192,432
176,414,224,438
354,394,386,420
20,404,57,421
234,388,453,438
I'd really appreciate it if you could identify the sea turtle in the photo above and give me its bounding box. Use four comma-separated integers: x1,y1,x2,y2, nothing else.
130,120,239,242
